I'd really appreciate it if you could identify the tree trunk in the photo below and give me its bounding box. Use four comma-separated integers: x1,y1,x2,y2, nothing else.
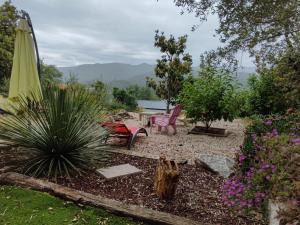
154,156,179,200
166,100,170,114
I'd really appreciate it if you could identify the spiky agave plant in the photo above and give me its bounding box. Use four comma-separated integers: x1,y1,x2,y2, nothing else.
0,86,109,179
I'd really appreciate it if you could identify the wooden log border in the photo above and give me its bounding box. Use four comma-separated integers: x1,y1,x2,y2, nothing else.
0,172,203,225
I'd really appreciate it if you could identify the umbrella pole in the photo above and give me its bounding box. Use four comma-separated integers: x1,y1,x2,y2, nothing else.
21,10,41,78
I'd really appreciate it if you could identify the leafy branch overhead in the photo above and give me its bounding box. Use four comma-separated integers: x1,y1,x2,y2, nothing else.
146,30,192,112
174,0,300,64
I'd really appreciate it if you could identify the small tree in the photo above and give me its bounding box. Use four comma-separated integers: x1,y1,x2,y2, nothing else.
147,30,192,113
0,1,19,81
40,62,63,88
112,87,137,111
178,66,240,129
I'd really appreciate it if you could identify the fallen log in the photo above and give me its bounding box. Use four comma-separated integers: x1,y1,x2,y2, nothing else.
0,172,203,225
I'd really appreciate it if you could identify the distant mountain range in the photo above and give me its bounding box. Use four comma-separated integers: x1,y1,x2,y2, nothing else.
58,63,256,88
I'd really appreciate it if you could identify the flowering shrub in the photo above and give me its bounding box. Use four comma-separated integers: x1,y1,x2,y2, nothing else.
223,113,300,221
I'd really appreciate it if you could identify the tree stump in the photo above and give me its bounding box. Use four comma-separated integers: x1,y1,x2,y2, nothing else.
154,156,180,200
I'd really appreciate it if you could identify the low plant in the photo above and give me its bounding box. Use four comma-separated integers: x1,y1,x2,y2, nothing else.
0,86,109,179
223,113,300,222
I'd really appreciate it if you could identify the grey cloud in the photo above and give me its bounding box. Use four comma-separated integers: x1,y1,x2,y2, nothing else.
6,0,253,67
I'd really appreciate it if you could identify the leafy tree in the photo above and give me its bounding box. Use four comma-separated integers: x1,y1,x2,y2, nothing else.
64,73,86,91
178,66,240,129
174,0,300,112
112,87,137,111
174,0,300,65
91,80,109,105
0,77,10,97
126,85,159,100
247,71,289,115
146,30,192,113
0,1,19,81
40,62,63,88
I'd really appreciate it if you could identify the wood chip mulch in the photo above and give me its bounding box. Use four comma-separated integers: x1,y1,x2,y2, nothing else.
54,153,264,225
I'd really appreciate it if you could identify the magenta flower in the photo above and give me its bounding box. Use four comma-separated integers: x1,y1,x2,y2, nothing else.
239,154,246,162
266,175,271,181
291,137,300,145
264,120,272,126
271,128,279,137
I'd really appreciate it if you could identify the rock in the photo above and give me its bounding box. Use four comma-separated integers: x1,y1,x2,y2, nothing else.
196,154,234,178
268,200,292,225
195,159,219,175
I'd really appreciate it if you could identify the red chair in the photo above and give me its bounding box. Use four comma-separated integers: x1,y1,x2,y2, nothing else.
100,122,148,150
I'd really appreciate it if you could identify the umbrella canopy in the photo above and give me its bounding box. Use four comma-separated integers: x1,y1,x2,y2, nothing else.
8,19,42,102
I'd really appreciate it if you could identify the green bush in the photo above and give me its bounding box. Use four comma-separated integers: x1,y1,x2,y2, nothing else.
247,71,288,115
178,66,240,129
223,112,300,220
112,87,137,111
0,86,108,179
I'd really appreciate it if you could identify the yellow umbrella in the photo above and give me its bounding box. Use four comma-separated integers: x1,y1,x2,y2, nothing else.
8,19,42,102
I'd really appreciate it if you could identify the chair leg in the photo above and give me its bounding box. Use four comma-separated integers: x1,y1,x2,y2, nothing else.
158,125,162,132
128,128,148,150
171,124,177,134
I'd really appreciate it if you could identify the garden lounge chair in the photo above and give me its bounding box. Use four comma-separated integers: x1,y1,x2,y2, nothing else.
150,104,182,134
100,122,148,150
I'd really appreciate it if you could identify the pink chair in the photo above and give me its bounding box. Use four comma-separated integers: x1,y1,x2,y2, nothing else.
150,105,182,134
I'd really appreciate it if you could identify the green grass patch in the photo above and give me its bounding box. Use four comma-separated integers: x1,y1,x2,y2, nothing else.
0,185,143,225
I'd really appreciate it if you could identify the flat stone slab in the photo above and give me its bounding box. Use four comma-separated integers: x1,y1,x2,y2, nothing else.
97,164,142,179
197,154,234,178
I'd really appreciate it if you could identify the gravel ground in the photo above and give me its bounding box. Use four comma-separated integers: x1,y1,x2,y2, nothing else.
125,113,245,163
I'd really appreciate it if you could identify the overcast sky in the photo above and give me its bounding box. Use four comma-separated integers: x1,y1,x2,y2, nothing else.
6,0,253,67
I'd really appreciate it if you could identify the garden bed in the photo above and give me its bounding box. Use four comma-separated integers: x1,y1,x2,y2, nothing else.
188,126,229,137
0,149,263,225
53,153,261,225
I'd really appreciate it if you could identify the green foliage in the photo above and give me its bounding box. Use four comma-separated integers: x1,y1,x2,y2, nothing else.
266,47,300,109
223,113,300,220
174,0,300,64
0,0,19,81
240,114,300,173
0,76,10,97
146,30,192,113
178,66,240,128
0,185,142,225
0,87,108,179
247,72,288,115
90,80,109,106
112,87,137,111
126,85,159,100
64,74,86,91
236,89,251,118
40,62,63,88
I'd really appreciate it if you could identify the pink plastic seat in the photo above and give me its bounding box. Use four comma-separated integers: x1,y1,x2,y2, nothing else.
150,104,182,134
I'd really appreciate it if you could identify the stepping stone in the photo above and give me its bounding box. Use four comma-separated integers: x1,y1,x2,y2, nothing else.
97,164,142,179
196,154,235,178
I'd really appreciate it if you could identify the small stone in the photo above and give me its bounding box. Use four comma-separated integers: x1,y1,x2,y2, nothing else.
97,164,142,179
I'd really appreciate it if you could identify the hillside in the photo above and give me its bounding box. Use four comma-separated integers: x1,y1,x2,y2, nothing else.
58,63,256,88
